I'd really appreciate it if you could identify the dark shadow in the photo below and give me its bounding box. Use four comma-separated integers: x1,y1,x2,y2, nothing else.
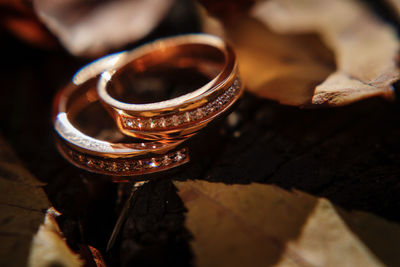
336,207,400,267
108,179,193,267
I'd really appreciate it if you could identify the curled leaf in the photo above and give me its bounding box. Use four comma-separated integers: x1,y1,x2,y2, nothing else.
249,0,400,106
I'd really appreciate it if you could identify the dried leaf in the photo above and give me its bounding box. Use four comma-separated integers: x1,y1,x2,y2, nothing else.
0,137,81,267
29,208,83,267
175,180,400,267
250,0,400,106
225,15,335,106
33,0,175,57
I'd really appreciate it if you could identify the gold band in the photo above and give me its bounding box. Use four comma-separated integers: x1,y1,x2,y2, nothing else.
53,34,243,177
53,54,189,176
97,34,243,140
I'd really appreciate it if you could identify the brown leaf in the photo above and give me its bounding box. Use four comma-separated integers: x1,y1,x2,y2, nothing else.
33,0,175,57
175,180,400,267
0,137,81,267
225,15,335,106
29,208,83,267
249,0,400,106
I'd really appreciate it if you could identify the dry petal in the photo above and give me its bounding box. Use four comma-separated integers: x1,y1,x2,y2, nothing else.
29,208,83,267
33,0,175,57
175,180,400,267
251,0,400,106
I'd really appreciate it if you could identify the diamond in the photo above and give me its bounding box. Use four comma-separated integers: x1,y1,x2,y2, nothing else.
201,105,210,116
208,102,217,112
218,95,226,105
103,162,113,172
114,161,127,172
140,118,151,129
124,117,141,129
184,112,191,123
189,110,198,120
174,151,185,162
152,117,164,128
136,118,143,129
216,97,224,108
112,162,118,171
103,161,118,172
122,162,130,171
147,158,162,168
137,160,143,168
142,160,151,169
126,119,134,128
98,161,105,169
176,114,187,125
149,119,156,129
86,159,94,167
77,154,85,163
159,117,166,128
162,155,173,166
164,116,174,127
197,108,205,119
172,115,179,126
207,101,220,113
126,160,138,171
227,87,235,97
91,159,103,170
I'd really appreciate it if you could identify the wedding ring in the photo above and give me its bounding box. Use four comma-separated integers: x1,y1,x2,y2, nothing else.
97,34,243,140
53,53,189,176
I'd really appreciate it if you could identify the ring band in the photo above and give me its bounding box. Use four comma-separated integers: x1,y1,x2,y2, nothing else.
97,34,243,140
53,54,189,176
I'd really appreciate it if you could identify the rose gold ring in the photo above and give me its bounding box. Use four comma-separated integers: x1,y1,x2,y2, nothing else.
53,53,189,176
97,34,243,140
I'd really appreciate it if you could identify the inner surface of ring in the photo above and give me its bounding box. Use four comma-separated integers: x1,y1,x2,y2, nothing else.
65,80,147,144
106,43,226,104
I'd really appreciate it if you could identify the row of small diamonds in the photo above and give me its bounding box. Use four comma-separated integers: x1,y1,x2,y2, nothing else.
65,146,188,175
122,77,241,130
